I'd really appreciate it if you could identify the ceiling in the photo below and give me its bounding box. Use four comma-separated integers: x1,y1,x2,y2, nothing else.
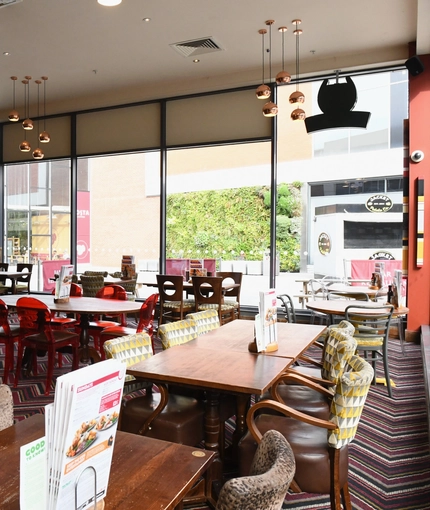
0,0,428,123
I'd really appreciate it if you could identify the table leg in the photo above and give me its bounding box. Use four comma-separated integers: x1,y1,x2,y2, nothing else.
78,313,101,364
204,391,223,506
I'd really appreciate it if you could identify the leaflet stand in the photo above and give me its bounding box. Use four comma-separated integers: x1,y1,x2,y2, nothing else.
75,466,105,510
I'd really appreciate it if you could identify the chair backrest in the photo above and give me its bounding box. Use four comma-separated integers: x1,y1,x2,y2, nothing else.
16,297,54,339
0,384,13,431
320,321,357,382
345,304,394,347
136,293,159,336
16,263,33,287
80,274,105,297
158,318,198,350
84,270,108,277
328,354,374,449
216,430,296,510
328,291,369,301
277,294,296,323
156,274,186,303
216,271,242,300
96,284,127,301
192,275,223,308
186,309,220,335
0,299,12,336
0,263,9,272
103,332,154,366
120,279,137,294
309,279,328,300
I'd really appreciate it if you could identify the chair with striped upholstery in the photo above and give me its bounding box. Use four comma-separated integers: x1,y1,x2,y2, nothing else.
192,275,236,325
186,309,220,335
105,333,205,446
158,318,198,350
239,354,374,510
216,271,242,320
157,274,195,326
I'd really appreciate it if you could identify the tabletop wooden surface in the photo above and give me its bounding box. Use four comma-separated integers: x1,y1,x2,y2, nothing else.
0,414,214,510
0,294,142,315
306,299,409,317
191,319,326,359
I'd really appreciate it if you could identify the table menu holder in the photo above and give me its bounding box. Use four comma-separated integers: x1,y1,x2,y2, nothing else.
250,290,278,353
75,466,105,510
54,264,74,303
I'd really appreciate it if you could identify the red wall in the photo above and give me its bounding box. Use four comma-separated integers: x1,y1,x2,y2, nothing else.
408,53,430,332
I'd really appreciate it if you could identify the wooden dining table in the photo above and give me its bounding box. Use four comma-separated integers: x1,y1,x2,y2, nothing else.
127,319,323,504
0,413,215,510
0,294,142,363
0,272,28,295
306,299,409,325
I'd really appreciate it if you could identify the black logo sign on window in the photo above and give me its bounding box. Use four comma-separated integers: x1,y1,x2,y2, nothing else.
365,195,393,213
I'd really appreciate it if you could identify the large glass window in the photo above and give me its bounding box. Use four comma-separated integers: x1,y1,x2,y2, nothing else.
76,152,160,298
166,143,271,307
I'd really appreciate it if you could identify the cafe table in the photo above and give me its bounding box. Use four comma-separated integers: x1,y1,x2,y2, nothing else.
327,283,385,300
0,413,214,510
306,299,409,325
0,272,28,295
0,294,142,363
127,320,322,504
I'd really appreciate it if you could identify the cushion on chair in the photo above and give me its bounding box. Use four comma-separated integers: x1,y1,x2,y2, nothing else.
158,318,198,350
0,384,13,431
216,430,295,510
186,309,220,335
162,299,195,310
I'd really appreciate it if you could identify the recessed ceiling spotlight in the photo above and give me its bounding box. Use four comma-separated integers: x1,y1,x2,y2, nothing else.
3,52,10,56
193,59,200,63
142,17,151,22
97,0,121,6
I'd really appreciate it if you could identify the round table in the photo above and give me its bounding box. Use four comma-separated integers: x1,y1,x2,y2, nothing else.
1,294,142,363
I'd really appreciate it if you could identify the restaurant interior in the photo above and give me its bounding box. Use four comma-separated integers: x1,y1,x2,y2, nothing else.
0,1,430,509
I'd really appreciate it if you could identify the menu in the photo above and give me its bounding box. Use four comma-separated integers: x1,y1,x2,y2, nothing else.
121,255,136,279
20,359,126,510
254,289,278,352
54,264,74,303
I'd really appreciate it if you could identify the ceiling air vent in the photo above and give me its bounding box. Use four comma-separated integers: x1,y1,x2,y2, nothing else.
0,0,22,7
170,37,224,58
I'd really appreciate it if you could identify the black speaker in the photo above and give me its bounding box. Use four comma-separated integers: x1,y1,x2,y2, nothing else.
405,56,425,76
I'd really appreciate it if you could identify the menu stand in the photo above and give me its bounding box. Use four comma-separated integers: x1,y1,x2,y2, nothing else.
248,339,278,353
75,465,105,510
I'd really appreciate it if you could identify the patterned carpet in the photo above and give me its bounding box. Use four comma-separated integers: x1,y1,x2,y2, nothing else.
2,335,430,509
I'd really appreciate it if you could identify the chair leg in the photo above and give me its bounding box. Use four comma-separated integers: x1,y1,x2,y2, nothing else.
329,448,343,510
341,481,352,510
3,342,13,383
382,349,392,398
14,344,25,387
45,347,56,396
72,345,80,371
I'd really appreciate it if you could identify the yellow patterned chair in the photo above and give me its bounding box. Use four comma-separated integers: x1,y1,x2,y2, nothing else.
104,333,205,446
186,309,220,335
158,318,198,350
238,354,374,510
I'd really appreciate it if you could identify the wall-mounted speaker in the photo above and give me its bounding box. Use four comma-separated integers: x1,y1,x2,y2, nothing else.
405,56,425,76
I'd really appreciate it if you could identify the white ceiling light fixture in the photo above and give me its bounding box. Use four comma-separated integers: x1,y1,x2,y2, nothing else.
97,0,121,6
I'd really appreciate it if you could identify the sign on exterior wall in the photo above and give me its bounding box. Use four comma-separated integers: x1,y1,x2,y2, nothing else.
365,194,393,213
369,252,395,260
318,232,331,255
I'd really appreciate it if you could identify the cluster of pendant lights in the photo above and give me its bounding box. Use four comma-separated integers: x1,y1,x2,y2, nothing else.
256,19,305,120
8,76,50,159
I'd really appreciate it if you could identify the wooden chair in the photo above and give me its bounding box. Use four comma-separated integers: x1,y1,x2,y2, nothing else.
192,275,235,325
14,263,33,294
104,333,205,446
156,274,195,326
0,263,9,295
99,293,159,358
14,297,80,395
217,430,295,510
80,274,104,297
345,304,395,397
0,299,23,384
238,355,374,510
216,271,242,319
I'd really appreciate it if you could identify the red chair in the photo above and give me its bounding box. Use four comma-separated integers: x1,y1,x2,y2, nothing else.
0,299,23,383
14,297,80,395
50,283,82,330
88,285,128,351
99,293,159,358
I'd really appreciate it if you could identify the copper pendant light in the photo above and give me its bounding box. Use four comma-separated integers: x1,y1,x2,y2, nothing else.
8,76,19,122
39,76,50,143
22,77,34,130
19,78,31,152
276,27,291,85
256,28,271,100
262,20,278,118
32,80,44,160
290,19,306,121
